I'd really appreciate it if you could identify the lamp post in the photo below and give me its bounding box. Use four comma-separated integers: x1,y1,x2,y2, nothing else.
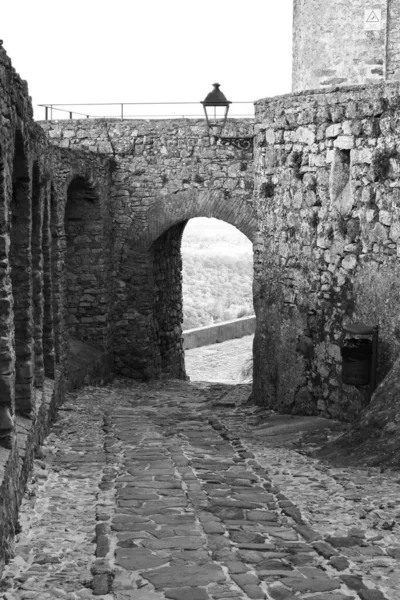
201,83,253,151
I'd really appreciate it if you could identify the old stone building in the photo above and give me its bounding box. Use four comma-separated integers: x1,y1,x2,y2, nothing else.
2,0,400,573
253,82,400,420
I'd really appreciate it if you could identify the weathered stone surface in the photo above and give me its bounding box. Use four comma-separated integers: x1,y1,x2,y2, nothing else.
202,521,225,534
293,0,400,92
231,573,260,586
164,588,209,600
329,556,350,571
312,541,338,559
143,565,226,588
142,536,205,550
268,588,298,600
243,584,266,599
295,525,320,542
224,560,249,574
115,548,169,570
247,510,278,522
282,576,341,593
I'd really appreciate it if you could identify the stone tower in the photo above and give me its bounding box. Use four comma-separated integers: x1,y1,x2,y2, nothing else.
292,0,400,92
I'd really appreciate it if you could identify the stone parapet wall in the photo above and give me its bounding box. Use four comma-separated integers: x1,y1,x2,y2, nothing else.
292,0,400,92
183,316,256,350
253,81,400,419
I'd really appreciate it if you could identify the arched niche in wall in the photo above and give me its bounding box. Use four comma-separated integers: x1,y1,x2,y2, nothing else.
31,161,45,388
10,129,34,417
0,142,15,446
40,179,56,379
50,183,62,363
64,176,107,349
39,175,56,380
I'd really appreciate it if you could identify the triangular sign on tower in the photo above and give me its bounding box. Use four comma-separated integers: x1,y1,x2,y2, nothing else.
364,8,382,30
366,10,379,22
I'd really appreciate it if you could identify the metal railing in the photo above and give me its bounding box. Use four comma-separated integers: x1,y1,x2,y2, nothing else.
37,101,255,121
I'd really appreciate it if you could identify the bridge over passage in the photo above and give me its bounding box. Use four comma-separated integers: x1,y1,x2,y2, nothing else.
41,118,256,382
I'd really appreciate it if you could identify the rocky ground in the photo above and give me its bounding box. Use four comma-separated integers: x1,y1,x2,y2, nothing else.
0,376,399,600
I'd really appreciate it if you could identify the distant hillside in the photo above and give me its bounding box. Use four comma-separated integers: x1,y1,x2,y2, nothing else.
182,218,254,330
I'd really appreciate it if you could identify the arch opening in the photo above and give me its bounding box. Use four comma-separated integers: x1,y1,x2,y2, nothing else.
151,216,254,383
114,189,257,382
182,217,254,383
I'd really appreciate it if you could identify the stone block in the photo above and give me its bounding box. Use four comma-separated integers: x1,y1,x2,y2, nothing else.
143,565,225,588
334,136,354,150
165,588,209,600
379,210,391,226
326,124,342,138
352,148,373,164
369,222,388,243
265,129,275,145
390,222,400,241
294,127,316,145
341,254,357,270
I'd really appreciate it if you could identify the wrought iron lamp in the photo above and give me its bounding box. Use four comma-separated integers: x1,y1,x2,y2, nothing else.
201,83,253,151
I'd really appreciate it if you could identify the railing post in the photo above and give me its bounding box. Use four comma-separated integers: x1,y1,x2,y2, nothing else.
45,106,48,120
69,111,73,119
121,103,124,120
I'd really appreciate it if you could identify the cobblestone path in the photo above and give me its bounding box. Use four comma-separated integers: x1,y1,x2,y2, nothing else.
1,380,399,600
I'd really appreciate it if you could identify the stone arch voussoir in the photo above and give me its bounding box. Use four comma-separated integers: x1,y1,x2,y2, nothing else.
140,189,257,249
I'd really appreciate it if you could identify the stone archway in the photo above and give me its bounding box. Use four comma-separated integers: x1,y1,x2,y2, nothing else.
143,189,257,248
112,189,256,381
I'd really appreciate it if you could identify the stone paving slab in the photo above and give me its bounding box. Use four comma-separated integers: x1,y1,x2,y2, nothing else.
0,379,398,600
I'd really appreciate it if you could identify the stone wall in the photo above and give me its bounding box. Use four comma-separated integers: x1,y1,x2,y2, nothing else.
387,0,400,80
253,81,400,420
292,0,400,92
0,43,58,572
0,44,112,573
48,150,112,374
39,118,256,379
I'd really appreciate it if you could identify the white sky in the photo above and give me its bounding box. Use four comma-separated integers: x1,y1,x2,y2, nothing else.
2,0,293,121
